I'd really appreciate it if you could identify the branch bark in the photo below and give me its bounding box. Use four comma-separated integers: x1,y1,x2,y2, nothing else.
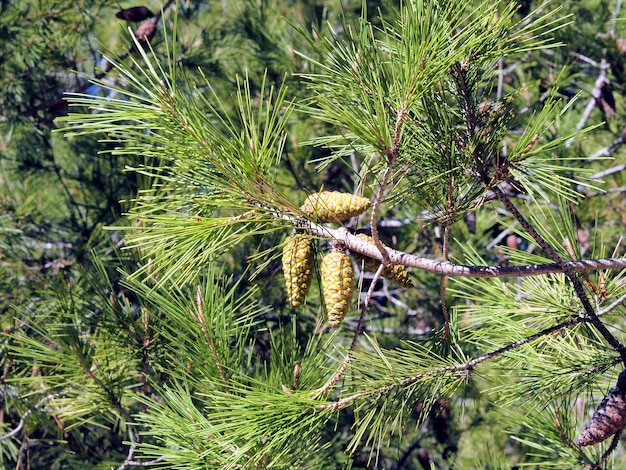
303,221,626,278
492,186,626,363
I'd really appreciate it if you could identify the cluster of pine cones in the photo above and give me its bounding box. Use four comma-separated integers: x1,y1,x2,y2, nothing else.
285,194,626,444
282,191,413,327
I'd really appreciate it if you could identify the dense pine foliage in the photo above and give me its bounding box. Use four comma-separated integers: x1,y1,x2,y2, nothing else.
4,1,626,468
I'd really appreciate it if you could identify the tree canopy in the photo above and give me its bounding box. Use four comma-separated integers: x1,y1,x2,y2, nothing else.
3,0,626,468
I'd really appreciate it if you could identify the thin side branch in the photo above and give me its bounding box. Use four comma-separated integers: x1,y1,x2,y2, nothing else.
316,314,588,412
493,187,626,362
586,136,626,161
0,393,64,442
0,418,24,442
440,179,454,338
588,163,626,180
349,263,386,352
371,106,407,263
314,264,386,398
597,293,626,317
566,59,610,147
117,455,165,469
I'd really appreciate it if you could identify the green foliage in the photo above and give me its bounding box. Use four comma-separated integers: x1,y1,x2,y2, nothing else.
5,0,626,468
61,34,305,287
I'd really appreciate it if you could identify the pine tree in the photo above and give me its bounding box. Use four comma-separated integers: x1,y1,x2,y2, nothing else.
4,0,626,469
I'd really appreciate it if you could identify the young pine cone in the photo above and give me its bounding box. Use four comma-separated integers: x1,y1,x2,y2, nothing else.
352,233,413,288
301,191,371,223
576,369,626,446
282,234,314,308
321,252,354,327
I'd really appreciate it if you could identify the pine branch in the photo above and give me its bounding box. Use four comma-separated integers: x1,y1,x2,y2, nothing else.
300,221,626,278
492,186,626,363
316,313,593,413
0,393,64,442
34,2,626,465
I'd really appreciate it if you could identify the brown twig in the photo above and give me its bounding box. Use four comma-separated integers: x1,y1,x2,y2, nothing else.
350,263,385,352
370,106,406,263
439,275,450,338
589,426,624,470
440,179,454,339
300,221,626,278
316,314,588,412
313,264,386,398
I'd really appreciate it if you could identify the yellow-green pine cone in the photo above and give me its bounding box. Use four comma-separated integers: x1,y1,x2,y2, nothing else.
282,234,314,308
351,233,380,269
380,265,414,288
301,191,371,223
321,252,354,327
352,233,414,288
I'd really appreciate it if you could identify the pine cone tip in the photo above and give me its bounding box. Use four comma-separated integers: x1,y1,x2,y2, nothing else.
576,370,626,446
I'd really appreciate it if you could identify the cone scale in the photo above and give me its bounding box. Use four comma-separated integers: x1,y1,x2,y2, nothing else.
351,233,413,288
321,251,354,327
301,191,371,223
282,234,314,308
576,369,626,446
